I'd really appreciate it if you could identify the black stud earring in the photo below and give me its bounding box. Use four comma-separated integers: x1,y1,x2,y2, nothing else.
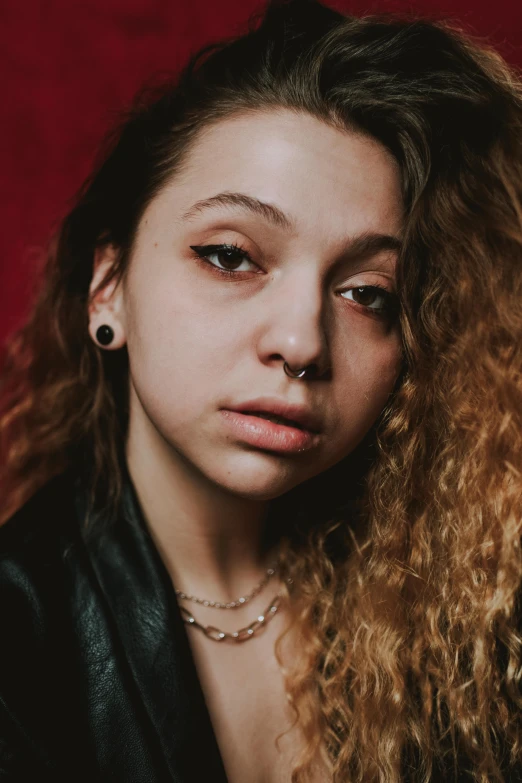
96,324,114,346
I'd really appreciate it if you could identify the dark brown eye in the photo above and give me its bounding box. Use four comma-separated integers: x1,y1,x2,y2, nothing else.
341,286,390,311
214,248,246,270
190,244,254,273
354,287,381,306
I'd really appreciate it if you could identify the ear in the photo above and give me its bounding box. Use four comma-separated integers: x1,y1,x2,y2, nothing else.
88,244,127,350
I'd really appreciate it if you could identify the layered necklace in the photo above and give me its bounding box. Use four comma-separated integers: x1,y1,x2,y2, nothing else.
175,553,291,643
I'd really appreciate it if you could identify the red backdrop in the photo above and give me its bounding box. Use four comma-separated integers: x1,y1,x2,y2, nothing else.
1,0,521,348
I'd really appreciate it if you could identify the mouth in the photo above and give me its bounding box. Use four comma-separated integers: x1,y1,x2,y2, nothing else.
240,411,307,430
219,409,319,453
225,396,322,435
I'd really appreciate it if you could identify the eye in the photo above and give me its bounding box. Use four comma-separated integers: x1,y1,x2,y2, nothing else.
189,244,257,274
340,285,397,316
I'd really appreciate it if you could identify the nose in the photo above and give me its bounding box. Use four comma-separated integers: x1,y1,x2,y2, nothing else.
256,268,332,380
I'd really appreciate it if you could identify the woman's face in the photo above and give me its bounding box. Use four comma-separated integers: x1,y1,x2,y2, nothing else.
92,109,404,500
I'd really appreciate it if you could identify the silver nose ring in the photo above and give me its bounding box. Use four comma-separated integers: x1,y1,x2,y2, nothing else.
283,362,308,379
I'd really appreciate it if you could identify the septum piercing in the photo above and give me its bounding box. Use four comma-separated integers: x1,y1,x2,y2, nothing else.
283,362,308,379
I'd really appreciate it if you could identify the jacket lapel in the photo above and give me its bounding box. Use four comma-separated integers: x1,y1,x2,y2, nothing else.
75,465,229,783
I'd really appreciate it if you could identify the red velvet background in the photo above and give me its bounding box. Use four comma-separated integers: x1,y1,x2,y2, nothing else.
1,0,521,348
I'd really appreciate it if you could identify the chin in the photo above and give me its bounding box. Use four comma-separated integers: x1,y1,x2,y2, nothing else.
208,456,306,501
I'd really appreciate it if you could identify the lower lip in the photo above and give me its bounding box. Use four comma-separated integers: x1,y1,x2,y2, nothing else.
219,410,319,453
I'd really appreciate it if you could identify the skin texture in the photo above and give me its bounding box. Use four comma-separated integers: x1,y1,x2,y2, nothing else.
88,109,404,604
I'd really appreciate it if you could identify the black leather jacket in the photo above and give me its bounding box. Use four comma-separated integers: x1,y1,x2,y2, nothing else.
0,465,229,782
1,465,521,782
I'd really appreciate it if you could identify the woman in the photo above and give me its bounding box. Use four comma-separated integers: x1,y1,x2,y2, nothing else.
1,0,521,780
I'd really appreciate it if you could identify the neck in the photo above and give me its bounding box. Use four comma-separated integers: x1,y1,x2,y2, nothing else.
124,414,280,604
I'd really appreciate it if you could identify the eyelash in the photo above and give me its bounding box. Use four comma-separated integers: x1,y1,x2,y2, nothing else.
189,243,398,318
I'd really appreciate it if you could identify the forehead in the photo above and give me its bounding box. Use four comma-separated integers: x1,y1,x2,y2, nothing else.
156,109,404,241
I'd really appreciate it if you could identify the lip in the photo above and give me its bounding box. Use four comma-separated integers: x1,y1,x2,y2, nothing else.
219,410,320,453
219,396,322,454
226,396,322,434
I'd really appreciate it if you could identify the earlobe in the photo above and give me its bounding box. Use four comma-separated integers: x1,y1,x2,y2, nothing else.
88,244,127,350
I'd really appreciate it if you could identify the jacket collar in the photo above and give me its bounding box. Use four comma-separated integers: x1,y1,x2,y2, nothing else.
74,459,229,783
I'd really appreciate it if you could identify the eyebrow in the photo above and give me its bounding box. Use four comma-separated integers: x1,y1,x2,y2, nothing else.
181,190,402,258
181,191,294,230
339,232,402,262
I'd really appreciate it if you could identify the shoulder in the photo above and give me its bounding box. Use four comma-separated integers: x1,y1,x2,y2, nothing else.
0,469,96,726
0,469,78,572
0,471,103,779
0,470,82,650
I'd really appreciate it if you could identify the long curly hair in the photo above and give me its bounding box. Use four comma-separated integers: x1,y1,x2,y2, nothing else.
2,1,522,780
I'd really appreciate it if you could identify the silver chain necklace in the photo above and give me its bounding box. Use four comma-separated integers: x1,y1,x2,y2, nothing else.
179,592,283,642
178,577,293,643
175,553,294,643
174,557,280,609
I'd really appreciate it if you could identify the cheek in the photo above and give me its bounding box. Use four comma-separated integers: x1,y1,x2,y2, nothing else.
363,338,402,400
335,334,402,437
123,272,237,423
